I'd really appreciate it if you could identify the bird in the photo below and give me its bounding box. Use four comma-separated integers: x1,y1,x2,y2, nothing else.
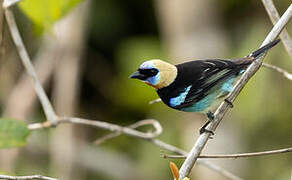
130,39,280,134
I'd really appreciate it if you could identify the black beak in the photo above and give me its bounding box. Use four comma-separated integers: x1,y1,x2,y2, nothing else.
129,71,145,80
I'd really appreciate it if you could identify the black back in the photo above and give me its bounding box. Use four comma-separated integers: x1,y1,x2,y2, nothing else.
157,58,252,109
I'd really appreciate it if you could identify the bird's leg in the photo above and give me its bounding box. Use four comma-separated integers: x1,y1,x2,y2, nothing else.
206,111,214,120
199,111,215,135
224,98,234,108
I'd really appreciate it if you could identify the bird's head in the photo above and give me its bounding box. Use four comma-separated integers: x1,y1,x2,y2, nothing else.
130,59,177,89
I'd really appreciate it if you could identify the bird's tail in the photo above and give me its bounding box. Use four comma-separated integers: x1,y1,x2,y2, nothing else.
248,39,280,59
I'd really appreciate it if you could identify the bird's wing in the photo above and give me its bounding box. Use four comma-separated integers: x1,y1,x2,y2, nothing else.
172,59,250,108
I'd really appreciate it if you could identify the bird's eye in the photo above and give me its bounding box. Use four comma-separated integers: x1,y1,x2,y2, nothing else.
149,68,158,75
138,68,158,76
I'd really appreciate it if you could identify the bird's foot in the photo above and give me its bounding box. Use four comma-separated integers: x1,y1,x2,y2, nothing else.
224,98,234,108
199,120,214,136
206,111,214,121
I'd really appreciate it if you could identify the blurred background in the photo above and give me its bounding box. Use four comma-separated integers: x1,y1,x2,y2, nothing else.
0,0,292,179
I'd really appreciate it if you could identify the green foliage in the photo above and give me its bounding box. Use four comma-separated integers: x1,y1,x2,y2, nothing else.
18,0,83,32
0,118,30,148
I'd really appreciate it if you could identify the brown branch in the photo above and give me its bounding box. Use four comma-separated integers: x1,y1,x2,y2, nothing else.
163,147,292,159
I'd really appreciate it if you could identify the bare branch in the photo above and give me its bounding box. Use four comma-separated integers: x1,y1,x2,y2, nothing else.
163,147,292,159
159,140,246,179
28,117,163,139
4,36,58,119
96,126,243,180
151,139,243,180
0,174,57,180
262,0,292,59
4,8,57,123
94,119,163,144
263,63,292,80
179,3,292,179
29,118,242,180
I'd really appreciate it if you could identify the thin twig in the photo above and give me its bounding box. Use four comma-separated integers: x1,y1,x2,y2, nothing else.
152,139,243,180
30,118,242,180
96,126,243,180
4,8,57,123
179,4,292,179
28,118,241,180
94,119,162,144
4,36,58,119
28,117,163,139
163,147,292,159
29,119,242,180
0,174,57,180
262,63,292,80
262,0,292,59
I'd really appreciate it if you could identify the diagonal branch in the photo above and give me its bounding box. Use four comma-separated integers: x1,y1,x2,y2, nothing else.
262,0,292,59
179,3,292,179
4,8,57,124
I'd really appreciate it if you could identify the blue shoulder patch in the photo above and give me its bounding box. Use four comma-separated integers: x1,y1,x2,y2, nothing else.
169,85,192,107
181,93,217,112
221,77,235,92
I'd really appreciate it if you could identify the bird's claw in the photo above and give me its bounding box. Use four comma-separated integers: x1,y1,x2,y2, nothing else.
206,111,214,121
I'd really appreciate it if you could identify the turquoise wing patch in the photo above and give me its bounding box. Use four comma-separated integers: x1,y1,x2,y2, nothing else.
169,85,192,107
